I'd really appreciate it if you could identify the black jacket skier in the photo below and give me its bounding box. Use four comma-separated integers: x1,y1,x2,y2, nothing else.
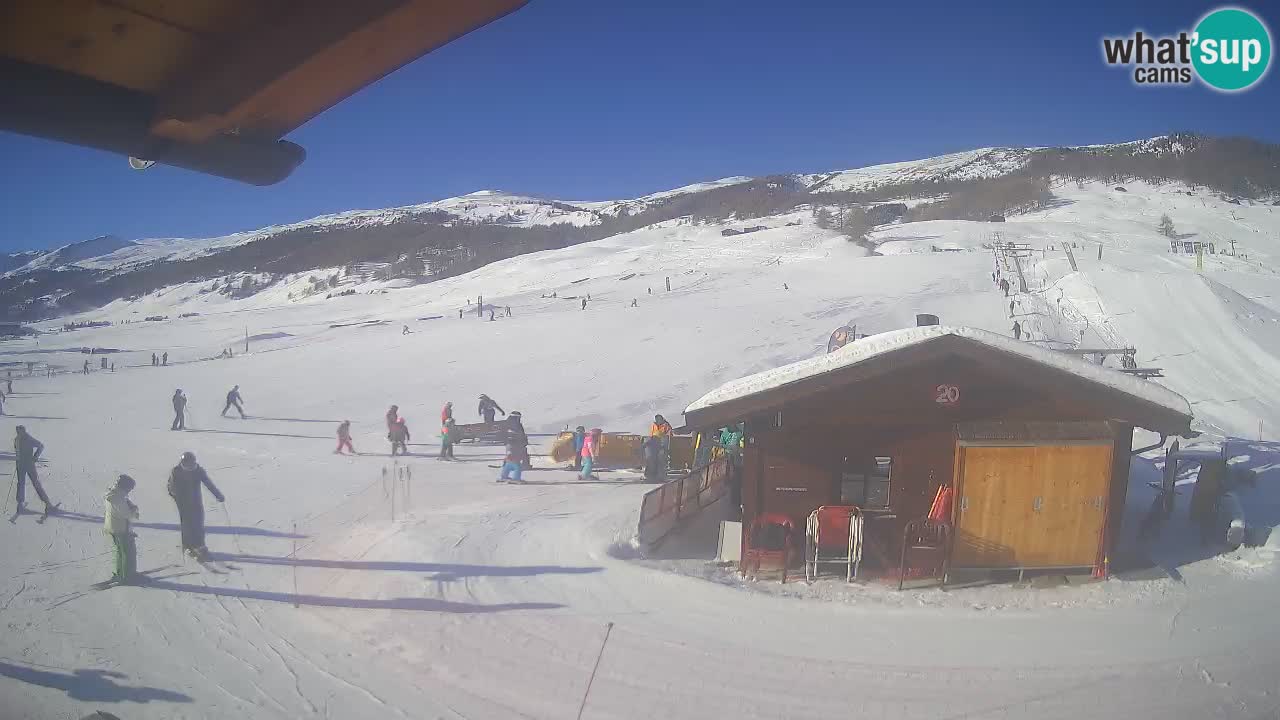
221,385,245,418
13,425,54,511
168,452,224,555
506,412,531,469
171,389,187,430
478,394,505,424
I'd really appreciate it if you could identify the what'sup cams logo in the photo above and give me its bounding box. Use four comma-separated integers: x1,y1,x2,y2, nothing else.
1103,7,1271,91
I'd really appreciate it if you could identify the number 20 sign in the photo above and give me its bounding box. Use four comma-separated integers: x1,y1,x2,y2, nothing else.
934,384,960,405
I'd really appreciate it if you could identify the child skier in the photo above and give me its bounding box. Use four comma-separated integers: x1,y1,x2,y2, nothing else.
498,438,524,483
336,420,354,454
389,417,410,456
438,417,457,460
104,474,139,585
580,428,602,481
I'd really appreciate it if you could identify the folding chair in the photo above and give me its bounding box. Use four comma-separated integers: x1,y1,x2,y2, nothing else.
742,512,796,583
805,505,863,583
898,518,953,591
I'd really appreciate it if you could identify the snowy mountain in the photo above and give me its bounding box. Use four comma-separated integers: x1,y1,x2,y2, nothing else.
4,133,1278,323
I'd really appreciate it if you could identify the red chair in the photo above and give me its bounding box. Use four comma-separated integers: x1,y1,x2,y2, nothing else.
742,512,796,583
805,505,863,583
897,518,953,591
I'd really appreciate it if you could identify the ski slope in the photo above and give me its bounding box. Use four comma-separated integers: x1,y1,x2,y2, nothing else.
2,183,1280,719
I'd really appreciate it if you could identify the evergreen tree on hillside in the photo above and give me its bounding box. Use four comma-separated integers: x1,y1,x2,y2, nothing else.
1158,214,1176,238
814,207,834,229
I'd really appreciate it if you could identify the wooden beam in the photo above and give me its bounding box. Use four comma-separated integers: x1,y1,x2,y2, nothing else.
151,0,527,142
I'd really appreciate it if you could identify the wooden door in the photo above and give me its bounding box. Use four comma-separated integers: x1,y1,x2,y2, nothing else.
953,446,1038,567
953,444,1111,569
1026,444,1112,567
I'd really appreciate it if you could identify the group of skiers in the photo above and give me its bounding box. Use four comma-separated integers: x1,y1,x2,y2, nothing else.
8,421,224,584
169,385,246,430
150,352,169,366
377,395,530,470
100,451,226,585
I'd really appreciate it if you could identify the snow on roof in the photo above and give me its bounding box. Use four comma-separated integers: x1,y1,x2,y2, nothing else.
684,325,1192,421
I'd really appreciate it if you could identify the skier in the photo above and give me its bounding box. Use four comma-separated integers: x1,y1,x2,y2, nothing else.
641,436,663,482
1012,320,1022,340
13,426,55,516
478,394,506,424
389,417,410,456
718,424,745,518
489,310,495,322
167,451,224,560
783,283,789,290
1009,299,1015,317
441,401,454,425
505,306,512,317
651,414,674,472
579,428,602,481
335,420,354,454
581,298,587,310
151,353,157,366
458,309,464,319
506,411,531,469
221,385,245,418
498,437,524,483
5,378,11,394
104,474,139,584
991,271,997,284
386,405,400,434
631,299,638,307
402,325,410,335
162,352,168,366
438,418,457,460
83,359,90,375
0,388,5,415
171,389,187,431
571,425,586,471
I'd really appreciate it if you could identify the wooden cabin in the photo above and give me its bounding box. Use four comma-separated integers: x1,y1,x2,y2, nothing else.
682,326,1193,580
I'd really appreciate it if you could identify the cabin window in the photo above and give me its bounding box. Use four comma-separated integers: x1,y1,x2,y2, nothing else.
840,456,892,509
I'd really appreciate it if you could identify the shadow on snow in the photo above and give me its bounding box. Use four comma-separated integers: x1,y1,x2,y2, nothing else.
0,661,192,704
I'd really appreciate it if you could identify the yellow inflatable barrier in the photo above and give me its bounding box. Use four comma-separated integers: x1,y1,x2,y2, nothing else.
548,432,695,470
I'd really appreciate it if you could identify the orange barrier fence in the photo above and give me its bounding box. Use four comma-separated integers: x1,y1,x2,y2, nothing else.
637,457,730,547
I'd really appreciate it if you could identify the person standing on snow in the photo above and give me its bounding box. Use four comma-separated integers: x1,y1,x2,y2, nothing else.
441,402,454,426
221,385,246,418
439,417,457,460
507,411,531,469
478,394,505,424
641,436,663,482
82,359,90,375
0,387,6,416
651,414,674,471
386,405,400,435
581,298,588,310
104,474,139,584
389,417,410,456
13,426,56,515
1012,320,1022,340
171,389,187,431
571,425,586,472
498,437,524,483
580,428,602,481
162,352,168,366
336,420,355,455
151,353,157,367
167,451,224,560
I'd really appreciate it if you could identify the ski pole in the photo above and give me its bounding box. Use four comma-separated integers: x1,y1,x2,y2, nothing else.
1,476,15,517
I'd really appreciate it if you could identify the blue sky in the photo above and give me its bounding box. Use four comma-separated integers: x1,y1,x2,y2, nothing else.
2,0,1277,251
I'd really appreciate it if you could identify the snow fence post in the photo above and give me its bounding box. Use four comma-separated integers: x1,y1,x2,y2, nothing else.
292,522,299,609
577,622,614,720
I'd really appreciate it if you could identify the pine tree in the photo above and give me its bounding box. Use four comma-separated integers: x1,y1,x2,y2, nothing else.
814,207,834,229
1158,214,1176,238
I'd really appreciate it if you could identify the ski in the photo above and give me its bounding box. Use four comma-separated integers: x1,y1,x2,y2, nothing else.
36,503,61,524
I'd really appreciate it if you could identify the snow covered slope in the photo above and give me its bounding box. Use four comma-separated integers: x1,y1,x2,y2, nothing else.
4,163,1280,720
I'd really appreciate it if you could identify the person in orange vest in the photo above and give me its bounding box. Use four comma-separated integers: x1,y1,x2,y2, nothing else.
650,414,674,473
